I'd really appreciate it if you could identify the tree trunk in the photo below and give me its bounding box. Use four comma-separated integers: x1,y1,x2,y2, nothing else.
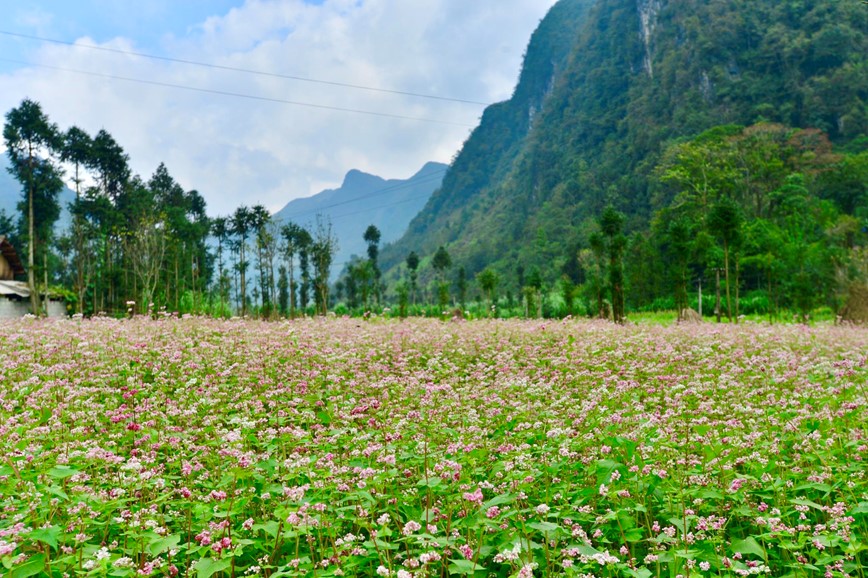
715,268,721,323
734,257,740,323
27,152,41,315
723,242,732,322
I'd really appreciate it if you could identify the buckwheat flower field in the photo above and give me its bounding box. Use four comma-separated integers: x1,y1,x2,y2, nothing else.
1,318,866,578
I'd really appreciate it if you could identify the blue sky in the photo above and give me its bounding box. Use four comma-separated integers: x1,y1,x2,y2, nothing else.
0,0,558,216
5,1,242,49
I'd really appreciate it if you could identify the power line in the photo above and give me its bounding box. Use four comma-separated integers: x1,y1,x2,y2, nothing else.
273,168,447,221
0,30,492,106
329,189,434,221
0,58,476,127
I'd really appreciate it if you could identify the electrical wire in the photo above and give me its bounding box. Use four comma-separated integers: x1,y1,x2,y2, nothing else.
0,58,477,127
273,168,447,221
0,30,492,106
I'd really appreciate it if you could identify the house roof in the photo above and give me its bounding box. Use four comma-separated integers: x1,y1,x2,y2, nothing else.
0,235,25,277
0,280,30,298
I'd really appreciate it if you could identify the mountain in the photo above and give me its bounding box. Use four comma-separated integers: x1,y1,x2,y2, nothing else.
272,161,447,275
382,0,868,286
0,155,76,232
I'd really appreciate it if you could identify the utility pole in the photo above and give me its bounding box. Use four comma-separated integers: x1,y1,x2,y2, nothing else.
697,277,702,318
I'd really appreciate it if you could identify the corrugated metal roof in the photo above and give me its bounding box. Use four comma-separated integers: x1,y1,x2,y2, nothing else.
0,280,30,298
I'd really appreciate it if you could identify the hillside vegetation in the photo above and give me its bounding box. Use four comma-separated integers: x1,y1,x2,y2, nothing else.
382,0,868,318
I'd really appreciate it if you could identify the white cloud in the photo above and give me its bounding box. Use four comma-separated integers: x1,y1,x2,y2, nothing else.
0,0,558,216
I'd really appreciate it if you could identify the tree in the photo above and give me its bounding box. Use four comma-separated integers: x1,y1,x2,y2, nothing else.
231,205,254,315
342,258,372,309
250,204,273,316
363,224,382,305
600,206,626,324
664,217,695,319
3,98,63,314
524,267,543,318
406,251,420,306
129,216,166,312
277,265,289,316
476,267,499,316
212,217,231,305
90,129,130,202
432,246,452,312
297,228,313,313
61,126,94,313
456,266,468,311
559,275,577,316
707,197,742,322
311,216,337,315
587,232,606,318
432,246,452,275
280,222,307,317
83,129,130,312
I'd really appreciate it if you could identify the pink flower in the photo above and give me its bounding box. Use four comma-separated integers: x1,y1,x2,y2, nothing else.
0,540,16,556
462,488,483,506
729,478,745,492
194,531,211,546
459,544,474,560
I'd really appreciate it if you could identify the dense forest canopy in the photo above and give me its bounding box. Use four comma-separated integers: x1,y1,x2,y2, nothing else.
381,0,867,314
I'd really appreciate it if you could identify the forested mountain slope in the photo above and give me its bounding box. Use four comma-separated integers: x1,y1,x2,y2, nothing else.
383,0,868,294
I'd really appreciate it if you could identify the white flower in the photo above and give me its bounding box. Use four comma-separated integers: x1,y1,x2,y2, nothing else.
113,557,134,568
94,547,111,561
376,565,391,576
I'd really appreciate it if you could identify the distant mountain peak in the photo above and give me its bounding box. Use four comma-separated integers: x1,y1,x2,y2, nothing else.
342,169,384,189
273,162,446,279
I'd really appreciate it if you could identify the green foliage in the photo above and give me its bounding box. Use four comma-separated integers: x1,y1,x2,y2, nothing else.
381,0,867,320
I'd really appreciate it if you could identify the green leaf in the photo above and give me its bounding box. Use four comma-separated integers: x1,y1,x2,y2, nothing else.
792,498,823,510
253,521,280,538
732,537,766,559
46,484,69,501
482,493,515,508
793,482,832,494
9,554,45,578
416,476,441,488
851,502,868,514
448,559,484,575
46,466,79,479
196,557,231,578
527,521,560,533
148,533,182,556
625,568,653,578
29,526,61,550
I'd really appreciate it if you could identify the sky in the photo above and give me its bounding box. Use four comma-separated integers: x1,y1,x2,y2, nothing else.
0,0,558,216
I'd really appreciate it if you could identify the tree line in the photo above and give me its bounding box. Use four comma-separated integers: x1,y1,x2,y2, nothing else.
4,99,866,321
1,98,341,317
